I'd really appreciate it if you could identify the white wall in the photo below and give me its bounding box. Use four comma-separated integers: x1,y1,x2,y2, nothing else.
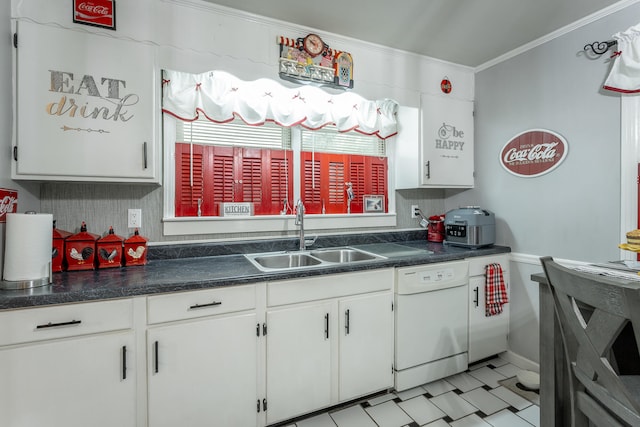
447,3,640,363
6,0,472,246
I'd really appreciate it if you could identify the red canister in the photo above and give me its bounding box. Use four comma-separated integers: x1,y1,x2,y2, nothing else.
52,221,72,272
124,229,148,266
427,215,445,243
96,226,124,269
65,222,99,271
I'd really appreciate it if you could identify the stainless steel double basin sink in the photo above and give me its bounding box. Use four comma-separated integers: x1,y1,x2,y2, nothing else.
245,247,386,272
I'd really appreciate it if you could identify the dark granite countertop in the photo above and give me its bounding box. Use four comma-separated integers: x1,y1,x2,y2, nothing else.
0,230,510,310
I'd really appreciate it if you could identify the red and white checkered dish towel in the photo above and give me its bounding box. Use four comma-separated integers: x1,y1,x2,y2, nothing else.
485,263,508,316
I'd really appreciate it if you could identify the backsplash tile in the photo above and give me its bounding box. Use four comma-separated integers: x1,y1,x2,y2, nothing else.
40,183,445,243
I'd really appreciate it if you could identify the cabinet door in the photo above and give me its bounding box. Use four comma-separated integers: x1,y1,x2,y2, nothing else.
0,331,136,427
338,292,394,401
266,302,333,424
148,312,258,427
468,275,509,363
14,20,158,183
420,94,474,187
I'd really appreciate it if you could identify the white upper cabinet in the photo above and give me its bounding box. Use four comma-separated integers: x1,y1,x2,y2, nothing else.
12,21,160,183
395,94,474,189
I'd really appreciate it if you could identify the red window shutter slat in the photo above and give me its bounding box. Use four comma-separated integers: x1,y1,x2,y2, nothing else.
241,156,263,205
327,155,346,213
302,152,322,213
175,143,204,216
348,158,366,213
371,163,386,194
212,146,235,215
269,151,293,214
368,157,388,212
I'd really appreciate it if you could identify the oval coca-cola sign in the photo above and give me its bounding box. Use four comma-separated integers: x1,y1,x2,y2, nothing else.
500,129,568,177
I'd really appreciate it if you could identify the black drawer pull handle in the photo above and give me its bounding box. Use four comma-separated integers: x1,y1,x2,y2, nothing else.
154,340,159,374
143,142,148,169
122,345,127,380
189,301,222,310
36,320,82,329
473,287,479,308
324,313,329,339
345,309,350,335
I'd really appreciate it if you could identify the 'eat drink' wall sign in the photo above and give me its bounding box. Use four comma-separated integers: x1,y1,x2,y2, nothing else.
14,20,155,179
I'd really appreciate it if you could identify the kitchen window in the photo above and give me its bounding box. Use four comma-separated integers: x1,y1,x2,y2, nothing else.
161,69,398,236
175,120,293,217
173,119,388,216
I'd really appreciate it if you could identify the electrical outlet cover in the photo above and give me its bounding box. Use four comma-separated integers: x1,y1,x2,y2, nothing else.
128,209,142,228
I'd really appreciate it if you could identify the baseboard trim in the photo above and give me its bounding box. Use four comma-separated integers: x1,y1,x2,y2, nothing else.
500,350,540,373
508,252,589,268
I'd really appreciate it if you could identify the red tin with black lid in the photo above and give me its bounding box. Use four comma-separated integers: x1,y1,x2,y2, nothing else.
97,226,124,269
65,222,99,271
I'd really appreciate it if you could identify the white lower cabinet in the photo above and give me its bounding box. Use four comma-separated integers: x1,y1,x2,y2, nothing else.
146,285,259,427
147,313,258,427
467,255,510,363
265,269,394,425
0,300,136,427
266,302,333,424
338,292,394,401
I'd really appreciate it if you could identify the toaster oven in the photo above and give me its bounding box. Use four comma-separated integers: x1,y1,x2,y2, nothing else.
444,207,496,248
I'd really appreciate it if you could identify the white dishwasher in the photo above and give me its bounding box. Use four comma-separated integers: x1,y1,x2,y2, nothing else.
394,260,469,391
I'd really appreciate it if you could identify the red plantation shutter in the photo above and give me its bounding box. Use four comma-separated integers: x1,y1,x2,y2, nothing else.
175,143,204,216
327,155,346,214
211,146,235,215
238,147,293,215
348,156,366,213
302,152,322,213
368,157,388,212
300,152,388,214
176,143,292,217
268,150,293,215
240,148,263,212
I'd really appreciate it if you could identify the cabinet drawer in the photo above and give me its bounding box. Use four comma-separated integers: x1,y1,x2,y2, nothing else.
0,299,133,346
147,285,256,324
468,255,509,277
268,269,393,307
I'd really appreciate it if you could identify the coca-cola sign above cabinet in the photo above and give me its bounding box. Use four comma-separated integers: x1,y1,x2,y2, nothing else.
73,0,115,30
500,129,568,177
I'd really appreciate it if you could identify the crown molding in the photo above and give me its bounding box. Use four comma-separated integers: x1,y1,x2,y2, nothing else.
476,0,640,72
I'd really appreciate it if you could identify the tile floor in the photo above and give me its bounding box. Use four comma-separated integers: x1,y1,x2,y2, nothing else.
277,356,539,427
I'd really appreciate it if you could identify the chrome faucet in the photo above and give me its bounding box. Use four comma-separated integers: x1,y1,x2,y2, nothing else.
295,199,305,250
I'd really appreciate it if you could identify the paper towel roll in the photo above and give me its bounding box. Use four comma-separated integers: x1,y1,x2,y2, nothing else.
3,213,53,283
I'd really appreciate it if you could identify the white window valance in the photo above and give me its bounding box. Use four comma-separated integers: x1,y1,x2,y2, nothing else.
604,23,640,94
161,69,398,139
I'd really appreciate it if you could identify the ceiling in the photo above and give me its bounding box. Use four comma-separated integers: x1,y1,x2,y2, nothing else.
202,0,625,67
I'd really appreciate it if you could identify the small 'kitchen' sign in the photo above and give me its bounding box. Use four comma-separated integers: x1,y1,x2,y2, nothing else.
500,129,568,177
219,202,254,217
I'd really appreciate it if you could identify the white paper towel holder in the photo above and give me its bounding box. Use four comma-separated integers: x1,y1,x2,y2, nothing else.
0,264,53,290
1,211,54,291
